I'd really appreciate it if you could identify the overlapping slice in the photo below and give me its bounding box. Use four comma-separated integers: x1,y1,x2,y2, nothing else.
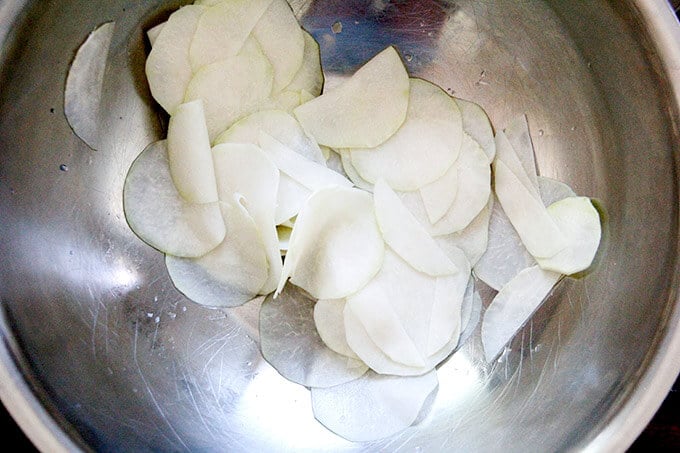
123,140,225,257
277,187,385,299
260,285,368,388
350,78,463,191
456,98,495,161
481,265,561,361
294,46,409,148
311,370,438,442
284,31,324,97
314,298,359,359
165,196,268,307
145,5,204,114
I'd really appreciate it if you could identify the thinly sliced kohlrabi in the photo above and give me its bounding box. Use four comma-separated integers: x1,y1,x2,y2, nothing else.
165,196,269,307
189,0,273,70
350,78,463,191
215,109,325,164
259,284,368,388
145,5,203,115
456,98,495,161
212,143,281,294
346,249,467,367
64,21,115,150
311,370,438,442
276,187,384,300
494,129,541,200
294,46,409,148
258,132,352,192
123,140,225,257
251,0,305,92
274,174,310,225
538,175,577,207
536,197,602,275
314,298,359,359
166,100,218,204
373,179,457,277
339,150,373,191
146,21,165,47
284,31,324,96
419,157,459,224
458,277,482,347
436,197,492,267
184,43,274,141
504,114,539,190
482,265,561,362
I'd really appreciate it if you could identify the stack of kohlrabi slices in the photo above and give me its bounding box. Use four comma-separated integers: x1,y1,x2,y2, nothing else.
121,0,602,443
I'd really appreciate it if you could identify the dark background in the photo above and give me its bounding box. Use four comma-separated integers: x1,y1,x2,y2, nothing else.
1,1,680,451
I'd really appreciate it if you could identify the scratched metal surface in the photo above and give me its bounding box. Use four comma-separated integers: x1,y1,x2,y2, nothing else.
0,0,678,451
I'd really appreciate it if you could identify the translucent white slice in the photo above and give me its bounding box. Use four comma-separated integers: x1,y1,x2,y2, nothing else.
494,130,541,201
185,48,274,141
504,114,539,189
436,198,492,267
343,303,460,376
252,0,305,92
294,46,409,148
166,100,218,204
146,22,165,47
324,148,346,177
123,140,225,257
339,150,373,191
482,265,561,362
314,298,359,359
285,31,324,96
311,370,438,442
458,277,482,347
271,90,302,112
215,109,325,164
494,160,566,258
536,197,602,275
538,176,577,207
260,285,368,388
145,6,203,114
189,0,273,70
350,78,463,191
456,98,495,161
258,133,352,191
165,197,268,307
423,134,491,235
212,143,281,294
64,22,115,150
346,250,466,366
275,174,310,225
419,159,459,224
373,179,457,277
473,195,536,290
277,187,384,299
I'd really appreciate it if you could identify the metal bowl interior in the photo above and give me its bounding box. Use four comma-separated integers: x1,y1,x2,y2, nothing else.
0,0,679,451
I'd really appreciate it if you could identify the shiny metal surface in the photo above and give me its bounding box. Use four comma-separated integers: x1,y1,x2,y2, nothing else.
0,0,679,451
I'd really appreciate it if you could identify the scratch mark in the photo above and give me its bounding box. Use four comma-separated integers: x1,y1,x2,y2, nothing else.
133,324,190,452
182,370,217,441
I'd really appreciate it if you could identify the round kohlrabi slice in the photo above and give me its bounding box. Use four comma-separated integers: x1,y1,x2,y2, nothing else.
189,0,273,70
165,196,269,307
311,370,438,442
185,42,274,141
504,114,539,189
145,5,203,115
494,130,541,200
123,140,225,257
167,99,218,204
481,265,561,362
212,143,281,294
276,187,384,300
473,195,536,291
260,284,368,388
215,109,325,164
146,21,165,47
258,132,352,192
346,249,467,367
350,78,463,191
339,150,373,191
251,0,305,92
314,298,359,359
294,46,409,148
456,98,495,161
284,31,324,97
418,157,459,224
536,197,602,275
373,179,457,277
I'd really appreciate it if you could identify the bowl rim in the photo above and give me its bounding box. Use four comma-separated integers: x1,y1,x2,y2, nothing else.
0,0,679,451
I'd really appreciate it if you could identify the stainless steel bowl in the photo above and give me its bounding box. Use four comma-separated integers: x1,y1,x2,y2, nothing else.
1,0,679,451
